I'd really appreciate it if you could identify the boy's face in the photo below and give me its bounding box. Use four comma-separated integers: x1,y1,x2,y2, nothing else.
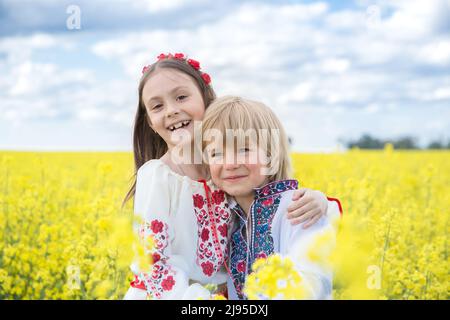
142,68,205,150
208,143,270,198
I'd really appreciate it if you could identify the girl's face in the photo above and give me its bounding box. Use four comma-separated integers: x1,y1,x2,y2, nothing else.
142,68,206,150
208,143,270,198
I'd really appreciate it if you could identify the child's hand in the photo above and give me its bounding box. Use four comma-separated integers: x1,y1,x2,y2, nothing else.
287,188,328,228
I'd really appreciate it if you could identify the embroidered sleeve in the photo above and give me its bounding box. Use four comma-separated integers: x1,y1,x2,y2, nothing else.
125,162,191,300
136,219,180,299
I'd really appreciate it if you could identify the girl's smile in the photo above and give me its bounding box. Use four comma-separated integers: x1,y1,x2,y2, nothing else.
142,68,205,150
167,120,191,132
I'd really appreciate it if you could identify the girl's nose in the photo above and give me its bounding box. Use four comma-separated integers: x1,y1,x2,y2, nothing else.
165,102,180,118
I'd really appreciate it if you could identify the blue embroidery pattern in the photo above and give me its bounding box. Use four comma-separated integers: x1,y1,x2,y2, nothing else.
229,179,298,299
254,179,299,199
250,196,281,264
229,214,247,298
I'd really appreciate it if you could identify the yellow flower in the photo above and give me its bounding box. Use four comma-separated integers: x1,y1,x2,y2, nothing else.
0,150,448,300
244,254,307,300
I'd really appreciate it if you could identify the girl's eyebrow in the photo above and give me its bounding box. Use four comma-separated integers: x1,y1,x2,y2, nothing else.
147,86,190,105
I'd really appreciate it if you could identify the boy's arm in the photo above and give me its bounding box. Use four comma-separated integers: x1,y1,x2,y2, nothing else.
280,208,338,299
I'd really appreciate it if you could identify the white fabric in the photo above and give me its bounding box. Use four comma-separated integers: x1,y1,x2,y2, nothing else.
124,159,228,300
227,192,340,300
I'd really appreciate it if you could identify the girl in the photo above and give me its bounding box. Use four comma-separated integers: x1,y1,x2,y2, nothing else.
201,96,343,299
122,53,336,299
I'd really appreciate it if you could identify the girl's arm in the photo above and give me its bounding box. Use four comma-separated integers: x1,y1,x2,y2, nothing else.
124,162,207,300
287,188,343,228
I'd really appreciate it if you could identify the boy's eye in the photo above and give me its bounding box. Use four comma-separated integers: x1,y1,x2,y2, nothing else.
210,151,223,158
177,95,188,101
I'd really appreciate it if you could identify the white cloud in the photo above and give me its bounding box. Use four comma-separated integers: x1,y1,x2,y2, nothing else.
1,1,449,151
0,32,135,130
417,40,450,66
321,58,351,73
432,87,450,100
380,0,450,40
0,33,59,63
325,9,366,31
7,61,93,96
129,0,206,13
279,82,314,104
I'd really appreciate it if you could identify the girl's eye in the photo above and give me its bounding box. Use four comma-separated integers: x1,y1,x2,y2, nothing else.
152,104,162,110
239,148,250,153
177,95,188,101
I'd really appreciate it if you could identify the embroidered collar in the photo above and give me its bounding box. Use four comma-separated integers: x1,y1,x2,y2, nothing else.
228,179,298,217
253,179,299,199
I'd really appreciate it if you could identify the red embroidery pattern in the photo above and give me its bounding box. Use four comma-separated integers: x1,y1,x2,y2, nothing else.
193,188,231,277
130,274,146,290
211,190,225,205
201,261,214,276
137,219,177,299
327,197,344,217
193,194,205,209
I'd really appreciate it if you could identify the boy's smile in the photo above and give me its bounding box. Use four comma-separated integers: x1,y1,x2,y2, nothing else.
222,174,248,182
208,145,270,213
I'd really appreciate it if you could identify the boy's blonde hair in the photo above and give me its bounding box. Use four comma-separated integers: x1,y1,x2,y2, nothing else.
201,96,291,182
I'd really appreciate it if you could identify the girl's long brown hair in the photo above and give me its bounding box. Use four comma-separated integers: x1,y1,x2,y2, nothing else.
122,57,216,209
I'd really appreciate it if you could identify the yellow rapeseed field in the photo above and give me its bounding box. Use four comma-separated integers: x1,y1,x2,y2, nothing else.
0,149,448,299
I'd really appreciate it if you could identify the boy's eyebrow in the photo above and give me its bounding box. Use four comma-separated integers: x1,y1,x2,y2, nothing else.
146,86,190,105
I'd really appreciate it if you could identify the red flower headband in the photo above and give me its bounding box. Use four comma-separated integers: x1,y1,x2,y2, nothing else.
141,52,212,85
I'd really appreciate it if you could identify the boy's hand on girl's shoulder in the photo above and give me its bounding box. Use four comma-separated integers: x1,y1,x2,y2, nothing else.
287,188,328,228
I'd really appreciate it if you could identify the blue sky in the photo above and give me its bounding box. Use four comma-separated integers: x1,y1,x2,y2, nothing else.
0,0,449,152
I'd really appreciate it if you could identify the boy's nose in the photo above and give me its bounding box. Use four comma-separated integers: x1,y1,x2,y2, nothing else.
223,159,240,170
